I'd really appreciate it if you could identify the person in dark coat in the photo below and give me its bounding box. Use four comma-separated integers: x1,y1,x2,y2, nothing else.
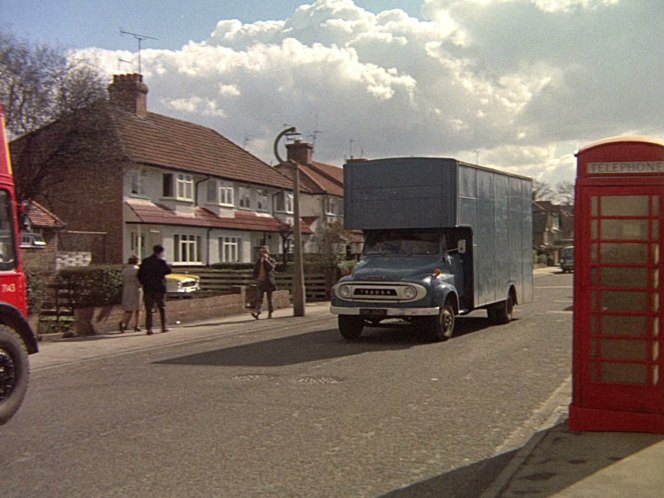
251,245,276,319
137,244,172,335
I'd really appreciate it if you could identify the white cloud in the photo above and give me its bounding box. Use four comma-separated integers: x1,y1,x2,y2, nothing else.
78,0,663,186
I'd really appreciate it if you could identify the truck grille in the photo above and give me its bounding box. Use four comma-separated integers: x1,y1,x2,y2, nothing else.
334,282,427,303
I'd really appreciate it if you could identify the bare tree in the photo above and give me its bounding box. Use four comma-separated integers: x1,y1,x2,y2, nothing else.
532,180,554,201
0,32,107,139
554,181,575,206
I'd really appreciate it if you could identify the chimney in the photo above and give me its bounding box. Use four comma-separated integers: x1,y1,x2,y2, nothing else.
286,140,313,166
108,73,148,116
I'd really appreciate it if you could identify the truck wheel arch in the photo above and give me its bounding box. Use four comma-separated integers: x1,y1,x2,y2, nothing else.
0,304,38,354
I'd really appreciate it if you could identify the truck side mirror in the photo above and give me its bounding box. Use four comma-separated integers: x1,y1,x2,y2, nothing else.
458,240,466,254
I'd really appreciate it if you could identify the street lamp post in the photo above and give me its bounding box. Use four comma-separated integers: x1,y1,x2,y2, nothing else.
274,127,306,317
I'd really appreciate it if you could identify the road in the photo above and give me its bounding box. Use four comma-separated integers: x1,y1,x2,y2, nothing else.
1,269,573,497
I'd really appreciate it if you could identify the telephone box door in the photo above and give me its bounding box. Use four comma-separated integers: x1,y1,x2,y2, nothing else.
571,185,664,431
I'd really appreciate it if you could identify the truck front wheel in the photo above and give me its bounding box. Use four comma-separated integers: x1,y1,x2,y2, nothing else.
0,325,30,425
427,303,455,342
338,316,365,340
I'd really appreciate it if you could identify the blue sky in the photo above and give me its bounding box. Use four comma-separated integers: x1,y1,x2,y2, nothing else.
2,0,662,185
2,0,424,50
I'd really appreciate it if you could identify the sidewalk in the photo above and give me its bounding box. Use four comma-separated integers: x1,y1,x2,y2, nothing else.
484,413,664,497
30,301,333,372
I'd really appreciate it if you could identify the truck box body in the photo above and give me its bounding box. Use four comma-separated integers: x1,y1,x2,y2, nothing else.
343,157,533,310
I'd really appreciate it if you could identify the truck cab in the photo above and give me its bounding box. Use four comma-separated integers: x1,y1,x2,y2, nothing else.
0,104,38,425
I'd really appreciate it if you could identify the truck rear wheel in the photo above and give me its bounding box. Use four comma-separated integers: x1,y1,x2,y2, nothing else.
338,316,364,340
427,303,455,342
0,325,30,425
487,292,515,324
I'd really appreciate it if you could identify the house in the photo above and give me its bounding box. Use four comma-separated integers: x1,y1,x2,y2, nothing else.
274,141,343,249
533,200,574,264
10,73,313,267
19,200,66,275
275,140,363,257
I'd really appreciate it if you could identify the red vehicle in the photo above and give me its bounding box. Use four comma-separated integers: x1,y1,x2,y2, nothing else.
0,104,38,425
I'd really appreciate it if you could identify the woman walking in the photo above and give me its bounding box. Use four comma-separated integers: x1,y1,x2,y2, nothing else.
120,255,143,332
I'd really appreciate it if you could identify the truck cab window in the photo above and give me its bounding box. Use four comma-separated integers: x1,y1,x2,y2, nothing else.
0,189,16,270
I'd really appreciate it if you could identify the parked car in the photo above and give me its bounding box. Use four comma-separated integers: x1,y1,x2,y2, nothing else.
166,273,200,294
560,246,574,273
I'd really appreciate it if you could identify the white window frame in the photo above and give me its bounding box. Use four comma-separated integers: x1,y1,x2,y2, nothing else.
257,190,269,212
220,184,234,206
275,191,294,214
174,234,202,263
176,173,194,201
130,168,147,196
239,187,251,209
327,196,344,216
220,236,241,263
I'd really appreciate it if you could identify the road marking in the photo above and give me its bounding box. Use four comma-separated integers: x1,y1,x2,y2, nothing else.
547,310,573,314
535,286,573,289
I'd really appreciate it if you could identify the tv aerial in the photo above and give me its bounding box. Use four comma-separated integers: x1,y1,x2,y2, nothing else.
120,28,158,74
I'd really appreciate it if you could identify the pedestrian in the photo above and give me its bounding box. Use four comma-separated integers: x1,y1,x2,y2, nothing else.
119,255,142,333
251,245,276,319
137,244,172,335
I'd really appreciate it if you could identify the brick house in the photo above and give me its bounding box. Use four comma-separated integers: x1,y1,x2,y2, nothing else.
19,200,66,275
10,73,313,266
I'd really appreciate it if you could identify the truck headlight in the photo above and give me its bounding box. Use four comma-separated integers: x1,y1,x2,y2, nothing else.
338,285,352,299
403,286,417,300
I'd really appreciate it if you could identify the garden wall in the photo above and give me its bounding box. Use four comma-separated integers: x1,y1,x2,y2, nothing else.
73,288,291,336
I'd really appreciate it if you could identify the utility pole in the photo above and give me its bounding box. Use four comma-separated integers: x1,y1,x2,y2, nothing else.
273,127,306,316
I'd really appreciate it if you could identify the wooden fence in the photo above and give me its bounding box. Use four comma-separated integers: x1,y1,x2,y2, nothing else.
193,269,338,302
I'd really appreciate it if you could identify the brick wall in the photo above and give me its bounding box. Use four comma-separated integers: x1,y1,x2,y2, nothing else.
72,289,290,335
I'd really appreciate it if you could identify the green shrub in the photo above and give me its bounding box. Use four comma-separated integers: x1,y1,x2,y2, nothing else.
55,265,123,308
26,271,49,314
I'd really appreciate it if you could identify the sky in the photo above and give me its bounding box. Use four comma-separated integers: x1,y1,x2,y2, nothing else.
2,0,663,186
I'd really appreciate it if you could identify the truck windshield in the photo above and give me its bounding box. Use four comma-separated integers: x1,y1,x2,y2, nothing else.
0,189,16,271
364,230,441,256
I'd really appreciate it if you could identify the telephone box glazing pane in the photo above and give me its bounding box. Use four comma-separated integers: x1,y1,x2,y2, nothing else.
594,314,650,336
600,243,649,263
600,219,650,240
601,196,650,216
599,267,649,288
592,338,650,360
591,361,649,385
599,290,649,312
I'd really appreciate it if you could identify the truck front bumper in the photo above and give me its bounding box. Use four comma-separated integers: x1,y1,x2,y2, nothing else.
330,305,440,317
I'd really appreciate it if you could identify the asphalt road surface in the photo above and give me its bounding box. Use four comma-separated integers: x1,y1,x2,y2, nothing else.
1,269,573,497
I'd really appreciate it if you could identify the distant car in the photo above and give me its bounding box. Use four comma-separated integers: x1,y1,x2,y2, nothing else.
560,246,574,273
166,273,200,293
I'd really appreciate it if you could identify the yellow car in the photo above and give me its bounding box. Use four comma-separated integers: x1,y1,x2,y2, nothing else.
165,273,200,293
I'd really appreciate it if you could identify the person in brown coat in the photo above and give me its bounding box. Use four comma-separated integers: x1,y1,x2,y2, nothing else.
251,246,276,319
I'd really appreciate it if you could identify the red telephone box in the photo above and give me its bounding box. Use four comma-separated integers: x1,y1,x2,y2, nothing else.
569,135,664,433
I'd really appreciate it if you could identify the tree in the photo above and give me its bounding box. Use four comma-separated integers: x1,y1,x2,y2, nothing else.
532,180,554,201
1,32,119,204
0,32,107,139
554,181,575,206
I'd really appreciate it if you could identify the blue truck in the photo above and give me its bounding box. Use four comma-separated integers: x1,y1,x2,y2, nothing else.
330,157,533,342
